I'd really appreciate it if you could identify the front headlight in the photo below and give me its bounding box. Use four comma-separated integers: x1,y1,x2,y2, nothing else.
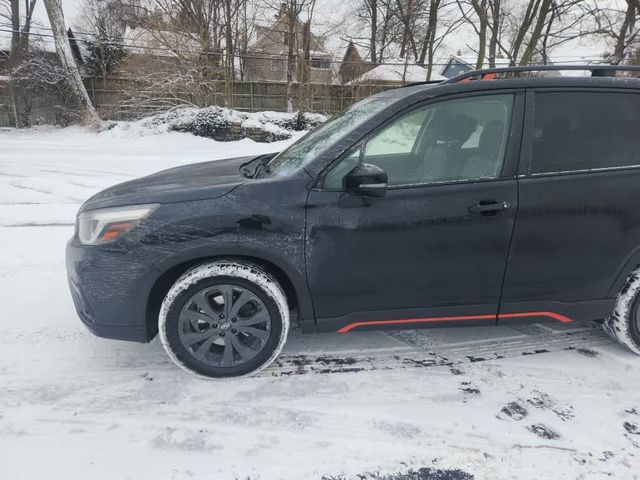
78,204,160,245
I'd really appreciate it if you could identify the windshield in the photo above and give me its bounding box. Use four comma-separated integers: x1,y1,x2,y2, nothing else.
267,97,393,176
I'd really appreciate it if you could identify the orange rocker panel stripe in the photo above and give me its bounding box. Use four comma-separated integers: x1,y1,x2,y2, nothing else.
337,311,572,333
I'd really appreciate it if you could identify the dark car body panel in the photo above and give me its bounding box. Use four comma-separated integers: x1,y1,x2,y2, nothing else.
306,179,518,332
67,169,315,341
66,76,640,342
80,156,258,211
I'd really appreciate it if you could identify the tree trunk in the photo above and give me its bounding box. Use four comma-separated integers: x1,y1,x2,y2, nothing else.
613,1,636,64
472,0,488,69
369,0,378,63
43,0,102,128
19,0,38,53
10,0,19,55
488,0,500,68
540,2,555,65
285,2,296,112
223,0,235,108
519,0,552,66
476,20,487,68
509,0,540,66
298,20,311,112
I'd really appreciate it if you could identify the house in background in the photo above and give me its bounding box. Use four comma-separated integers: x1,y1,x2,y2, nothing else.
0,37,8,73
0,27,84,75
438,53,515,78
440,54,475,79
244,6,332,83
339,41,376,84
117,25,222,78
338,42,447,85
346,57,446,86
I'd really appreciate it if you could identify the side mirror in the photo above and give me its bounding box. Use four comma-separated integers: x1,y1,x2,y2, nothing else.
343,163,388,198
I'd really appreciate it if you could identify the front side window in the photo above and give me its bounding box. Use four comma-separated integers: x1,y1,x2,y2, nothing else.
324,94,514,189
531,92,640,174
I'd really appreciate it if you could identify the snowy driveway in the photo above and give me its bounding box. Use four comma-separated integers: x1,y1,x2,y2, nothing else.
1,127,640,480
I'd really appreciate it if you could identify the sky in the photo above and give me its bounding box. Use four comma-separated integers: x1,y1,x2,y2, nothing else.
33,0,84,27
2,0,612,66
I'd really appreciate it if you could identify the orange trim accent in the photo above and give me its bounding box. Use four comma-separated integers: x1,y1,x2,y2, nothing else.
498,311,572,323
337,314,495,333
337,311,572,333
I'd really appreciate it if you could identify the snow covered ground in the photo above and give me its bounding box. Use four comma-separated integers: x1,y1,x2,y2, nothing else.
1,126,640,480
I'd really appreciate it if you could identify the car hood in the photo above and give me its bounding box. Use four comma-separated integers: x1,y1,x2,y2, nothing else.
80,155,265,212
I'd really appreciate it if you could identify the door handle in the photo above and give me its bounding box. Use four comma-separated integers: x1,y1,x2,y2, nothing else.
468,201,511,214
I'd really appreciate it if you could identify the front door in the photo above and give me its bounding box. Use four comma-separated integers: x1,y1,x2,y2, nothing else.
305,92,523,332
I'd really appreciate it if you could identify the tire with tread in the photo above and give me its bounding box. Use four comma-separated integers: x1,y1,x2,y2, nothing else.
604,268,640,355
159,260,289,379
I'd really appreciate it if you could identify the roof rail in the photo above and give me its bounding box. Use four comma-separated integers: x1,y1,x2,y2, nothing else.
444,64,640,84
398,79,445,88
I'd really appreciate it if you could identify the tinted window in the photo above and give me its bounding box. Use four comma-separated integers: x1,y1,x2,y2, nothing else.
532,92,640,174
324,94,513,188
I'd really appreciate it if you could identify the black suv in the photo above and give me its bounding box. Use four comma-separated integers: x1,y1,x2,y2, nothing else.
67,65,640,378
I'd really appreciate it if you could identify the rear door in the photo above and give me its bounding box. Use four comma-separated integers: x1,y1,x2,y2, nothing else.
305,92,525,332
500,89,640,323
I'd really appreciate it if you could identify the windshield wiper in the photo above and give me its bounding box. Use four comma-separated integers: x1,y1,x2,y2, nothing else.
240,155,273,179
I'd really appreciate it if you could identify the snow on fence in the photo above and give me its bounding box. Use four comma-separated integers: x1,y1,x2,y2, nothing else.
0,78,392,127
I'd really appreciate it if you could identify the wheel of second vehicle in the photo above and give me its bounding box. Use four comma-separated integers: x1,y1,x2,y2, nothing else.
604,268,640,355
159,261,289,379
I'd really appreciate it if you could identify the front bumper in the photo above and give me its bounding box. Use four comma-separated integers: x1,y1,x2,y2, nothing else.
66,236,157,343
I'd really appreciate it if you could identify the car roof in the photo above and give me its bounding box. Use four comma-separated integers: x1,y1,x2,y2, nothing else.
374,74,640,103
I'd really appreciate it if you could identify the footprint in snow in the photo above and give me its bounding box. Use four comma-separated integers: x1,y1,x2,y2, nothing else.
528,423,560,440
576,347,599,358
623,421,640,435
599,450,615,462
500,401,528,421
527,391,574,421
459,381,480,395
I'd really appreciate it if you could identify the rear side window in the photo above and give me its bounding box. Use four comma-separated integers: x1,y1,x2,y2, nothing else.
531,92,640,174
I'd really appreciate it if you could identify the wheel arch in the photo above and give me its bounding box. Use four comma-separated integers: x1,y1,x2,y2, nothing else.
608,245,640,298
144,246,314,340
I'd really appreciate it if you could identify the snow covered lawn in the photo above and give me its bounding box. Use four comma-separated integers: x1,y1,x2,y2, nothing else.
1,127,640,480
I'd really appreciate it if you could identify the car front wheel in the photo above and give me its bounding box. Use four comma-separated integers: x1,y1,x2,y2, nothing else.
159,261,289,379
604,268,640,355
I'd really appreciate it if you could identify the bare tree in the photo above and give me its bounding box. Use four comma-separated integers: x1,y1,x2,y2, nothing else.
78,0,129,78
456,0,493,68
363,0,378,63
1,0,38,126
298,0,315,112
0,0,37,62
10,0,19,53
419,0,465,78
221,0,249,106
43,0,102,127
259,0,316,111
355,0,398,63
458,0,590,67
583,0,640,64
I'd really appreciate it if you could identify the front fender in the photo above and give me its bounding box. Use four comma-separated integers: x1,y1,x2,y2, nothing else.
150,241,314,325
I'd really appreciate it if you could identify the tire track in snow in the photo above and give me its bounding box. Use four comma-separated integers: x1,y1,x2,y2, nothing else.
264,322,613,377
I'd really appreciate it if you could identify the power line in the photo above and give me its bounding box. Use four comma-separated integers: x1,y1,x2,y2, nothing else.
0,26,628,66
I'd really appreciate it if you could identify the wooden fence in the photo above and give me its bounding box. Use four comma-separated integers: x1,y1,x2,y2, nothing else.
0,78,394,127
